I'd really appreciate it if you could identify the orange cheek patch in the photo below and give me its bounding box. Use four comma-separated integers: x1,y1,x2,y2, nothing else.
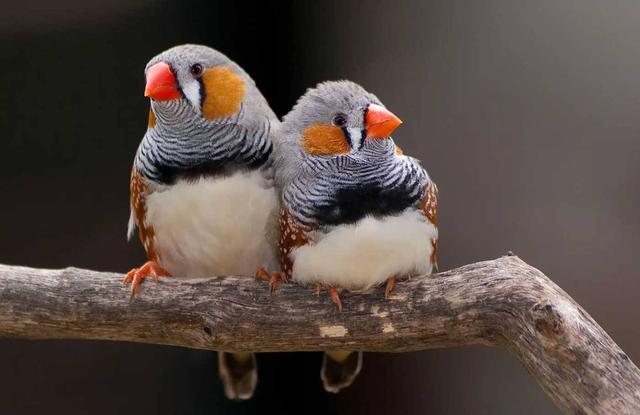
201,67,246,120
395,145,403,155
148,108,156,128
302,124,350,155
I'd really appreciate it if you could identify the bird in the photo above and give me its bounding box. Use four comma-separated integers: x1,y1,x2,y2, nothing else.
125,44,281,400
273,80,438,393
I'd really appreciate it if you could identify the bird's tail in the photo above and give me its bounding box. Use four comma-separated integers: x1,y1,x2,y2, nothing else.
218,352,257,400
321,351,363,393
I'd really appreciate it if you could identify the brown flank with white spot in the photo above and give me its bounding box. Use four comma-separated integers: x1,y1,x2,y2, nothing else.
130,166,158,261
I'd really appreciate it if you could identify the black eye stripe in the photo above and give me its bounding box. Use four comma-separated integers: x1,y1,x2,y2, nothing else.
341,127,352,148
197,76,205,109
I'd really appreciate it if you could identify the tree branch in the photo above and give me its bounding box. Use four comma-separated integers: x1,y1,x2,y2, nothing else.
0,255,638,414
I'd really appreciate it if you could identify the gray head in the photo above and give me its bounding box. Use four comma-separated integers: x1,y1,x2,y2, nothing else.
136,44,277,184
144,44,275,127
275,80,402,187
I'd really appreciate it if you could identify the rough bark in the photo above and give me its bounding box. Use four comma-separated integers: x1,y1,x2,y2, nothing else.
0,255,638,414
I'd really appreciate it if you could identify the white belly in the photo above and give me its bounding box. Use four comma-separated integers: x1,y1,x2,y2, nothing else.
290,209,437,290
145,170,279,278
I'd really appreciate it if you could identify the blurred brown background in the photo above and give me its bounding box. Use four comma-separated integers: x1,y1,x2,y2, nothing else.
1,1,639,414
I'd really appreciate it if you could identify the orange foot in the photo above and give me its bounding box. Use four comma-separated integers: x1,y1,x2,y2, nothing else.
124,261,170,297
255,267,288,293
315,283,342,312
384,276,397,299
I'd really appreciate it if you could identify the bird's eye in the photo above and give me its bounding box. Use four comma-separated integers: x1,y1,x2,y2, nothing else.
190,63,203,77
332,113,347,127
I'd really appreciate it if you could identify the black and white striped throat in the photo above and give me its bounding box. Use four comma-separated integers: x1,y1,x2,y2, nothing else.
285,146,427,227
137,103,272,185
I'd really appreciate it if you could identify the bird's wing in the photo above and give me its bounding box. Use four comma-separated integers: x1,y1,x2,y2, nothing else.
419,180,439,272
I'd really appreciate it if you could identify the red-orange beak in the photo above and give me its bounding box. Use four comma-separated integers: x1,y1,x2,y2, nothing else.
144,62,181,101
365,104,402,139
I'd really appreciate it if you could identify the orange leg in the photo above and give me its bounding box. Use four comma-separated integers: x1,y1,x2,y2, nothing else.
255,267,289,293
255,267,270,281
268,271,288,293
123,261,170,297
327,285,342,312
314,284,343,311
384,276,397,299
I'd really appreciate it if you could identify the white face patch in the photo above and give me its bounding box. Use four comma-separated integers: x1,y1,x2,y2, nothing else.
348,127,363,153
181,79,202,114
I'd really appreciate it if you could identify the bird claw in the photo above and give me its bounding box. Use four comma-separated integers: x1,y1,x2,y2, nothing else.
268,272,287,293
123,261,170,297
314,284,342,312
255,267,288,293
255,267,270,281
328,285,342,312
384,276,397,299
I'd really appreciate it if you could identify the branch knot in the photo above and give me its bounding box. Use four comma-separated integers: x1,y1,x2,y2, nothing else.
531,301,565,339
